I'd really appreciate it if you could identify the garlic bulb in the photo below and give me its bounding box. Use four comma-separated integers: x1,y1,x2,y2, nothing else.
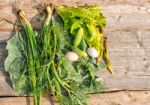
87,47,99,58
66,52,78,61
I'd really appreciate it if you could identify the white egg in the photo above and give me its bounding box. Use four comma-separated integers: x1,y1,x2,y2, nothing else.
66,52,78,61
87,47,99,58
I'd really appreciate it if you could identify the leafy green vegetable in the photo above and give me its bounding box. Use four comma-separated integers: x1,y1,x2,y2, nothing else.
56,5,106,29
5,4,112,105
56,5,107,62
5,31,30,95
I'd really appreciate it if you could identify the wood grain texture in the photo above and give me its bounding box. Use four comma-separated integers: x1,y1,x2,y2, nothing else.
0,1,150,31
0,91,150,105
0,0,150,98
0,31,150,96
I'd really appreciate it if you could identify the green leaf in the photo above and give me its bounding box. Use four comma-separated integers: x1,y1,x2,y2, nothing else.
70,19,82,34
79,38,87,51
52,15,66,50
4,32,30,95
56,5,106,29
58,57,82,83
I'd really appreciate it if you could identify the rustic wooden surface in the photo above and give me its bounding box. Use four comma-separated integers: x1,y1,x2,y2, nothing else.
0,91,150,105
0,0,150,104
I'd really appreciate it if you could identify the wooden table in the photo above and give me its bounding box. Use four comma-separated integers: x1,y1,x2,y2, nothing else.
0,0,150,105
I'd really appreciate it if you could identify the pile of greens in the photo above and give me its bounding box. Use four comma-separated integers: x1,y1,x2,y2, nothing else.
4,4,113,105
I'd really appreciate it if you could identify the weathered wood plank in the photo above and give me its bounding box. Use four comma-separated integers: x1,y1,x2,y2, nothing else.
0,31,13,43
102,74,150,91
89,91,150,105
1,12,150,31
0,1,150,31
0,91,150,105
0,30,150,95
1,30,150,48
0,81,18,96
1,0,150,6
0,0,150,97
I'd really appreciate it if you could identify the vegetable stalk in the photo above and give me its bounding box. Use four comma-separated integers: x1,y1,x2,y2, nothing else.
18,10,41,105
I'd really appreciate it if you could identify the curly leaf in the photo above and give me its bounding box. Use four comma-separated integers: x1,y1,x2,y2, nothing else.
56,5,106,29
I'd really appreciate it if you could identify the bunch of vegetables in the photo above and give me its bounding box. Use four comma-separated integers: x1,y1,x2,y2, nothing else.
4,4,113,105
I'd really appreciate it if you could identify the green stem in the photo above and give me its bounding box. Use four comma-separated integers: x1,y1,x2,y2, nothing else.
51,60,73,91
83,58,95,79
18,11,41,105
54,78,61,97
